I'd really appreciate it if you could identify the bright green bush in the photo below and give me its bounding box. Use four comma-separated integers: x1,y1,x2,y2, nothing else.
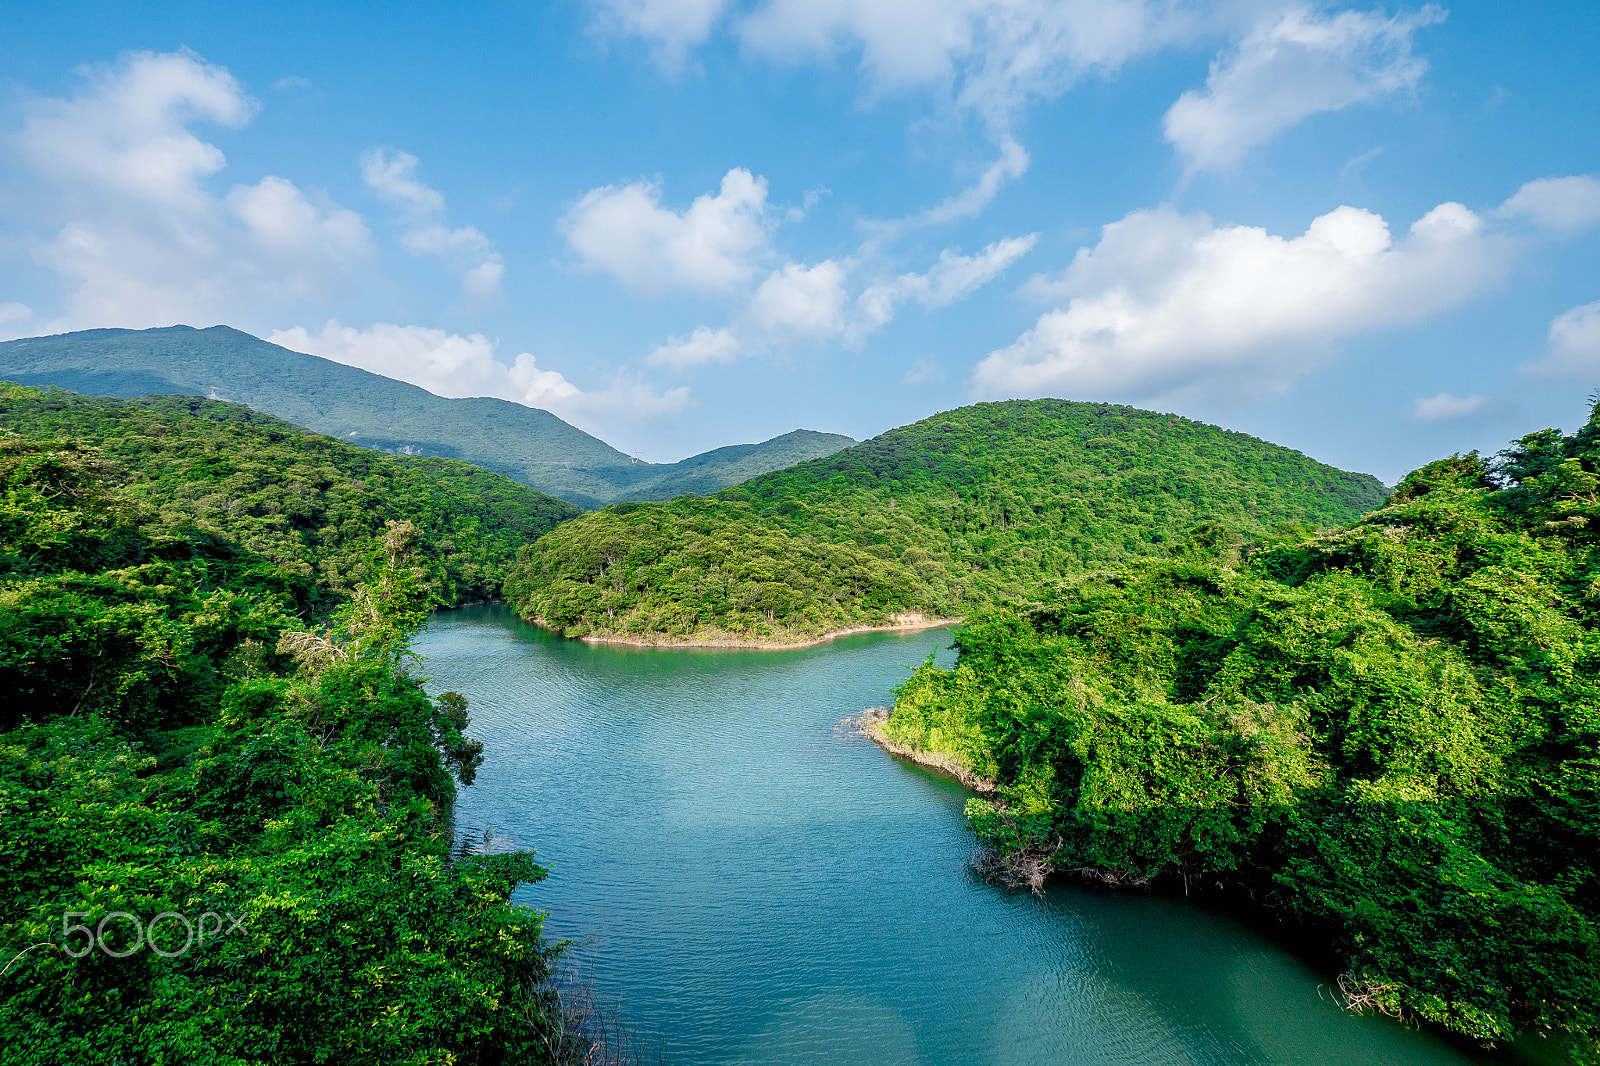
887,400,1600,1056
0,392,585,1063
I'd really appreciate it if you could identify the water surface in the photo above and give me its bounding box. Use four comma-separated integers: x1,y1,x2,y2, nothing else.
417,605,1508,1065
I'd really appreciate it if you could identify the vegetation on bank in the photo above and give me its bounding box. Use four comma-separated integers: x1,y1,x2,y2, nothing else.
884,400,1600,1056
0,389,600,1062
505,399,1388,643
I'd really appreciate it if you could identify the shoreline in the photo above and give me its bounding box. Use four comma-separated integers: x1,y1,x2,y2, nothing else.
848,707,996,794
543,614,963,651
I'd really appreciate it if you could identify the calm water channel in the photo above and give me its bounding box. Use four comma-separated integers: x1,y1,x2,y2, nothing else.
416,604,1528,1066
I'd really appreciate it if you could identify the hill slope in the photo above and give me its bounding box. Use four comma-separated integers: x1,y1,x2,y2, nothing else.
504,399,1389,643
0,325,855,506
0,385,578,613
882,403,1600,1053
0,387,581,1060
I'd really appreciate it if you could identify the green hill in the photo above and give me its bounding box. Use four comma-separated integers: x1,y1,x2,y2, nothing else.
504,399,1389,643
613,429,856,501
882,401,1600,1054
0,384,585,1060
0,325,855,507
0,385,578,615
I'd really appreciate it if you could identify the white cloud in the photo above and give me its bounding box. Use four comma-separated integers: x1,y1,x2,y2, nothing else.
362,148,504,299
856,233,1036,336
1525,300,1600,382
648,325,745,368
594,1,1209,228
976,199,1507,403
561,167,772,294
11,50,370,331
270,321,693,436
748,260,850,337
1412,393,1487,420
896,136,1030,229
647,233,1034,367
1499,176,1600,233
591,0,732,65
733,0,1200,127
1163,5,1444,173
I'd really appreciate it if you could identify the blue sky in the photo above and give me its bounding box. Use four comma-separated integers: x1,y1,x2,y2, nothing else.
2,1,1597,481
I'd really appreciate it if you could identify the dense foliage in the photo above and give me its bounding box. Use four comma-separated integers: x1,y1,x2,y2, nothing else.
0,327,853,507
506,399,1388,643
884,401,1600,1056
0,384,577,617
0,392,593,1063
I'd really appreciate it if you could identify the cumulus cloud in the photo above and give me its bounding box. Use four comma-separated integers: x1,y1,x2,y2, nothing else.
1163,5,1445,173
1525,300,1600,382
648,325,744,368
856,233,1036,338
11,50,369,331
1499,176,1600,233
590,0,732,65
722,0,1199,127
748,260,850,337
1413,392,1488,420
976,199,1507,403
646,232,1033,367
270,321,693,435
362,149,504,299
561,168,771,293
595,1,1209,227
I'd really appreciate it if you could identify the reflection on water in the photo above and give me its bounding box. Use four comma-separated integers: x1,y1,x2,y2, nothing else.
417,604,1517,1066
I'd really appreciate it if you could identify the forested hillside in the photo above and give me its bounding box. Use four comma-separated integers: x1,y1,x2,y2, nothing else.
0,386,595,1061
505,399,1388,643
613,429,857,502
882,401,1600,1057
0,326,855,506
0,385,578,613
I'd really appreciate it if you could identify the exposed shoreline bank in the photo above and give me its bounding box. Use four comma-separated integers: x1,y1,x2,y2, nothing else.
847,707,995,793
526,613,963,651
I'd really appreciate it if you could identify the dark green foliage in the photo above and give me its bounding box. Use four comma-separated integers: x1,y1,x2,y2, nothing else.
885,400,1600,1056
0,388,586,1062
0,384,578,615
0,326,854,506
506,399,1389,642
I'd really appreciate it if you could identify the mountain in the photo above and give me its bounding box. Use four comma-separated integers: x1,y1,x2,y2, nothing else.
0,383,578,1059
881,400,1600,1052
504,398,1390,644
0,325,855,507
0,384,578,613
612,429,856,502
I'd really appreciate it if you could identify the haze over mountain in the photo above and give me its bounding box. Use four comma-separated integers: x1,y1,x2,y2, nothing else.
0,326,855,508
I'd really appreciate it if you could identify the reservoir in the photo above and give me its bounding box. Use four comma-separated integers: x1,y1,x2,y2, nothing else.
417,605,1509,1065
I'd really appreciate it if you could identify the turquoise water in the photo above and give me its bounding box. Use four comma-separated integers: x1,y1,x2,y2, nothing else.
416,605,1507,1066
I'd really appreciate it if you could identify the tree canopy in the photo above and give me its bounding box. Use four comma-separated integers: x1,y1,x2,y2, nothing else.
0,385,598,1063
882,398,1600,1056
507,399,1389,643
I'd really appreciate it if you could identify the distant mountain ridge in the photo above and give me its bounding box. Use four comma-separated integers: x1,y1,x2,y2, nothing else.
0,325,854,507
